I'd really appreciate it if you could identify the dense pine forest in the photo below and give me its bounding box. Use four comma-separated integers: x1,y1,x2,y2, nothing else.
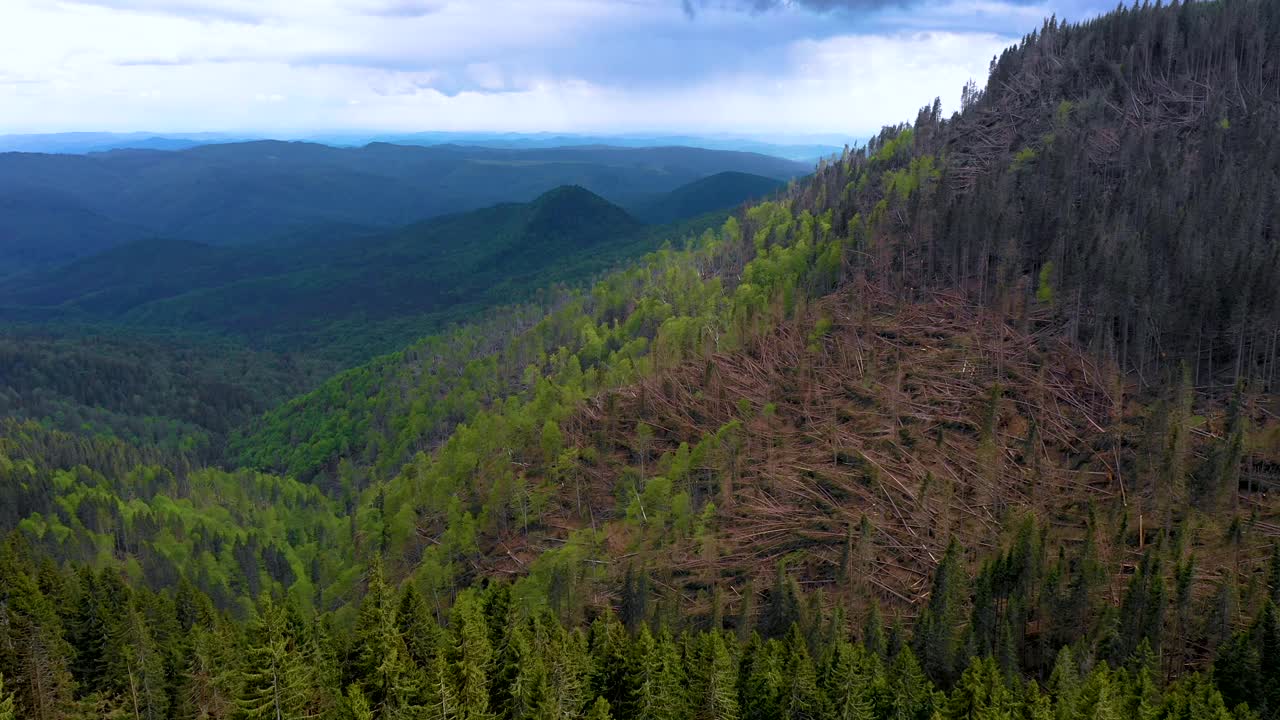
1,1,1279,718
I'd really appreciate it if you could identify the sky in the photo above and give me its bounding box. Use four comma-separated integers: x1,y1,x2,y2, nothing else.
0,0,1109,138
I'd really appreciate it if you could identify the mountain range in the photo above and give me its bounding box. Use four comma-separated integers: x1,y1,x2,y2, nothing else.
0,2,1278,719
0,141,806,274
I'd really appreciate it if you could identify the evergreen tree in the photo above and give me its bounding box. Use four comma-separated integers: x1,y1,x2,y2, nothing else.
620,566,649,634
587,697,612,720
348,685,375,720
541,619,589,720
178,625,240,720
1071,665,1124,720
762,561,801,639
588,614,635,720
0,537,76,720
882,648,936,720
820,641,878,720
1256,601,1280,720
422,648,461,720
914,539,967,687
631,627,686,720
237,597,311,720
1112,549,1166,665
692,631,738,720
862,600,885,660
447,592,494,720
67,567,108,692
352,561,419,718
396,584,439,672
1046,647,1079,720
112,602,169,720
735,582,755,644
780,625,823,720
945,657,1015,720
0,674,15,720
491,609,551,720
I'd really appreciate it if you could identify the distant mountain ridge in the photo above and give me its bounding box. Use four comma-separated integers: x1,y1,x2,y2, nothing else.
631,170,785,224
0,185,687,360
0,130,848,160
0,140,810,274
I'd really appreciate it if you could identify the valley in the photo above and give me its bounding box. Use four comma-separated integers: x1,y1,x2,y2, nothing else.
0,1,1278,719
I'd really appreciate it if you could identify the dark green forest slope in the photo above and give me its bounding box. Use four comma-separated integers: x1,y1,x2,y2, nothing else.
631,171,786,224
1,2,1279,719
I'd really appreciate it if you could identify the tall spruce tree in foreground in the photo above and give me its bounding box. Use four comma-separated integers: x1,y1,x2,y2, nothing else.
238,597,311,720
352,561,420,719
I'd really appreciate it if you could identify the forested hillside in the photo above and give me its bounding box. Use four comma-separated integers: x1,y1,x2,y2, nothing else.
1,186,648,352
1,2,1278,719
0,187,731,455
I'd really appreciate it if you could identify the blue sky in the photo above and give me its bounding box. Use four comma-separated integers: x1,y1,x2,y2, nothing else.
0,0,1109,138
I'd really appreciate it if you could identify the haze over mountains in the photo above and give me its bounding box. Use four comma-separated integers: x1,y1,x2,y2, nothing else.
0,182,773,359
0,131,848,161
0,141,805,275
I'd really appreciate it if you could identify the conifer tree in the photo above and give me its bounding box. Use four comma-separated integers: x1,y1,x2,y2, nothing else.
780,625,823,720
238,596,311,720
447,592,494,720
821,641,878,720
178,625,239,720
348,685,375,720
1157,674,1238,720
738,634,781,720
692,631,738,720
1257,600,1280,720
883,648,936,720
620,566,650,634
113,602,169,720
541,619,589,720
862,600,885,660
491,608,551,720
0,537,76,720
587,697,612,720
763,561,801,639
422,648,461,720
1046,647,1079,720
631,626,686,720
588,614,635,719
914,539,967,687
1112,549,1166,665
1213,387,1247,513
68,567,109,691
945,657,1015,720
0,674,14,720
1071,664,1123,720
396,584,439,672
352,561,419,718
736,582,755,644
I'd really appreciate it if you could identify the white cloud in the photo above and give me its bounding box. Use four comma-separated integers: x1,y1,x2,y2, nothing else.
0,0,1028,135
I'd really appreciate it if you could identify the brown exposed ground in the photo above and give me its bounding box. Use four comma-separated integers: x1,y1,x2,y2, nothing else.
486,286,1280,624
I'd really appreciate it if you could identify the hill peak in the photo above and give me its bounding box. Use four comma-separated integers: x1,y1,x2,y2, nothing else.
526,185,639,237
530,183,608,206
